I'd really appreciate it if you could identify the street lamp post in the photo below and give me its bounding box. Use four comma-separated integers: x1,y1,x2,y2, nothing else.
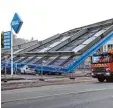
39,61,45,81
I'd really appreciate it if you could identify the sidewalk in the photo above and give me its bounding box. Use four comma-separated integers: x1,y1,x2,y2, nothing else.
1,73,96,91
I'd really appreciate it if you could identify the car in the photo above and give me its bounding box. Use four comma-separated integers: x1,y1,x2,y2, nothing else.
20,65,36,75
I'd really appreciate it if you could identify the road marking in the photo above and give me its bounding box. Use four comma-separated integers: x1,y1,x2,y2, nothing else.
2,87,113,104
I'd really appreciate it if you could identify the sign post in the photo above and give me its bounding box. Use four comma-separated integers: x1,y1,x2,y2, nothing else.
10,13,23,76
11,27,13,76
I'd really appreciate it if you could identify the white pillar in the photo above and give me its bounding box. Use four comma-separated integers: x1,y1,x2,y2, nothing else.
11,27,13,76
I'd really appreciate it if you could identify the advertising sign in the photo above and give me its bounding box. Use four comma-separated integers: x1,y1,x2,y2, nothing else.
4,31,11,49
11,13,23,34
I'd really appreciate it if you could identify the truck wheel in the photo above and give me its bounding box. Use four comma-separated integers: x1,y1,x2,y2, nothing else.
97,78,105,82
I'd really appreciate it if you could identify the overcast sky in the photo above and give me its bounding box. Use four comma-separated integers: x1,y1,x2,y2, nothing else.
0,0,113,41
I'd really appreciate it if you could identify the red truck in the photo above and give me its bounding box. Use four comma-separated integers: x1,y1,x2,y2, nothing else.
91,50,113,82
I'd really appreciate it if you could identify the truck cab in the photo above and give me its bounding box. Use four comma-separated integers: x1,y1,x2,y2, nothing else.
91,51,113,82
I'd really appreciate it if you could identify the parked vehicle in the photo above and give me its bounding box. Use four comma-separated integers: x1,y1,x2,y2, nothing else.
19,65,36,75
91,50,113,82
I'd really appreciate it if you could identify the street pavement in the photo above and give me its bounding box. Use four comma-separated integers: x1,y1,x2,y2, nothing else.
2,82,113,108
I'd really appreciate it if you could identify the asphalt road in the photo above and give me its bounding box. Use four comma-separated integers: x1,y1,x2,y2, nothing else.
2,82,113,108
